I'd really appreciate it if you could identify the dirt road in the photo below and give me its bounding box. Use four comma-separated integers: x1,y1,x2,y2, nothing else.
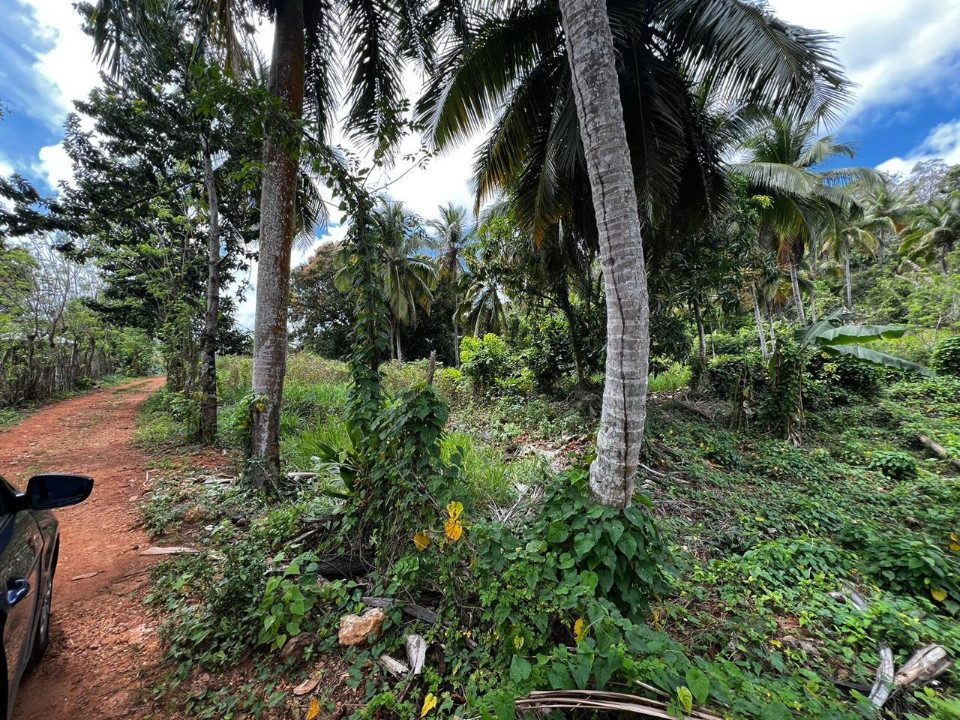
0,378,165,719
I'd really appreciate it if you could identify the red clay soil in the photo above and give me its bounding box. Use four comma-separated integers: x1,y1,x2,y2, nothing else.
0,378,166,720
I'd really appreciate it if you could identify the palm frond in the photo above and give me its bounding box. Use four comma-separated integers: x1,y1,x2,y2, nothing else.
417,4,562,150
516,689,723,720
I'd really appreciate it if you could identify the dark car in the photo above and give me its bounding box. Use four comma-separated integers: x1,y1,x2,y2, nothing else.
0,473,92,718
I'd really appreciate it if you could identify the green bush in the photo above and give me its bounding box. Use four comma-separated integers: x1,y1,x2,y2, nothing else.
706,328,758,356
526,314,574,391
460,334,523,392
831,354,884,397
867,450,918,482
932,336,960,377
852,530,960,613
705,353,768,402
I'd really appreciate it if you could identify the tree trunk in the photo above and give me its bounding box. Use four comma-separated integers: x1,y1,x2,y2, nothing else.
559,0,649,508
557,277,588,386
693,298,706,361
790,264,806,324
844,241,853,310
808,279,817,323
199,134,221,445
396,326,404,363
768,311,777,354
751,283,769,360
452,262,461,368
249,0,306,487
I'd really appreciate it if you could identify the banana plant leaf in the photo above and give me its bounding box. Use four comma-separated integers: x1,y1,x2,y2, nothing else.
812,324,907,346
796,309,853,345
823,344,934,377
796,310,933,376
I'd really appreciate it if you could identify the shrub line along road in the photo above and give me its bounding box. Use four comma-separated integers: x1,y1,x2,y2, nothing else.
0,378,165,719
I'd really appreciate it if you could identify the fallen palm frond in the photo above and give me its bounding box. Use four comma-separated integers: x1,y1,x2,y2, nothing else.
514,689,723,720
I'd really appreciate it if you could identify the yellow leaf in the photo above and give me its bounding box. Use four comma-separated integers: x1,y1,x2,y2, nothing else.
931,588,948,603
445,518,463,542
447,501,464,520
420,693,438,717
306,697,321,720
514,635,524,650
950,543,960,552
573,618,587,642
414,531,431,551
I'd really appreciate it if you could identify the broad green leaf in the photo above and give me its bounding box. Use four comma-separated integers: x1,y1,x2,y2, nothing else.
509,655,532,683
571,656,592,689
685,667,710,706
824,344,933,376
814,324,905,346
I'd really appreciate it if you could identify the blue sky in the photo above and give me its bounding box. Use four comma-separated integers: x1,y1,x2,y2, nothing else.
3,0,960,326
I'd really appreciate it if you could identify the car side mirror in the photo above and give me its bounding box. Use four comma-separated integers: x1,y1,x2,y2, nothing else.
24,474,94,511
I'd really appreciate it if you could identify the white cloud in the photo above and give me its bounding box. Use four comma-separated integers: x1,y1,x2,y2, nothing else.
0,154,14,212
34,143,73,190
16,0,101,126
769,0,960,128
877,118,960,176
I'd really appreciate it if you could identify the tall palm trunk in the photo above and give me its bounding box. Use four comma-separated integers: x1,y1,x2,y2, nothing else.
808,236,818,323
249,0,305,486
199,134,221,444
451,259,461,368
789,264,805,324
693,298,706,361
751,283,769,360
559,0,648,508
844,240,853,310
808,279,817,323
557,275,588,386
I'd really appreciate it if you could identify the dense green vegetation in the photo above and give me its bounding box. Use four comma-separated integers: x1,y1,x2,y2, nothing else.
136,329,960,719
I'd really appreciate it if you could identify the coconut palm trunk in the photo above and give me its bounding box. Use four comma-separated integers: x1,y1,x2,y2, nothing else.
789,264,806,324
559,0,649,508
199,134,221,444
751,283,769,360
843,239,853,309
693,298,707,361
249,0,306,486
451,268,461,368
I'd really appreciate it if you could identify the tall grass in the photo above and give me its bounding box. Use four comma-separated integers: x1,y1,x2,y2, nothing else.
216,352,551,509
648,363,691,393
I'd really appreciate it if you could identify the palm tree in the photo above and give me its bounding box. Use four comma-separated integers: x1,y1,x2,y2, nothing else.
821,208,893,309
733,115,881,324
427,204,473,367
458,247,507,337
371,202,437,362
420,0,849,507
419,0,850,249
91,0,436,484
900,192,960,274
857,183,912,259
